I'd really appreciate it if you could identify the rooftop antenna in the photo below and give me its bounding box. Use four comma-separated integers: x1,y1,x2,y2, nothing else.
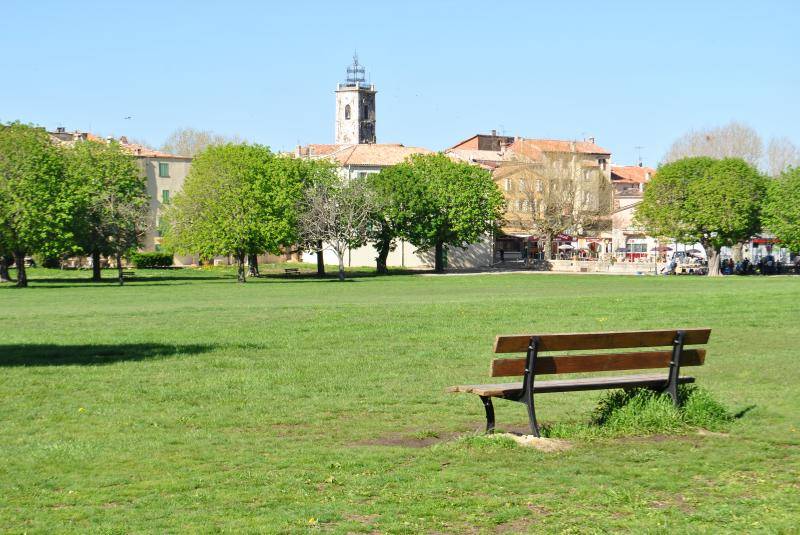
635,145,644,167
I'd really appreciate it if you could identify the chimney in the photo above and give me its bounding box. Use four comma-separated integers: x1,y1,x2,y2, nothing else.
56,126,65,133
499,139,509,154
588,136,595,144
491,129,497,137
119,136,128,144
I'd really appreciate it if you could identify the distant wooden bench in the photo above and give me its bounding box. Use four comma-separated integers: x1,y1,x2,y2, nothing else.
448,328,711,436
284,268,300,277
121,270,135,279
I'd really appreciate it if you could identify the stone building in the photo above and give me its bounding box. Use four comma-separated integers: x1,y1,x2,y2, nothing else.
48,128,195,265
334,54,376,144
610,165,655,259
446,132,614,260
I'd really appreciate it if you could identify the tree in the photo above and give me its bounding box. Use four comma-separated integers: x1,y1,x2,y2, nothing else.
635,157,764,276
663,121,763,167
374,154,504,273
297,176,375,281
763,166,800,252
161,128,243,157
366,167,417,275
164,144,302,282
65,139,149,283
766,137,800,177
500,153,612,260
0,122,76,287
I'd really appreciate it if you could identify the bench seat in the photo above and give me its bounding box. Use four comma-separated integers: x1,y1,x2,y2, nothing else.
448,373,696,397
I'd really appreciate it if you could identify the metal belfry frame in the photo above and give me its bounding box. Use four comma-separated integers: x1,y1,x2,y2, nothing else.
477,331,688,438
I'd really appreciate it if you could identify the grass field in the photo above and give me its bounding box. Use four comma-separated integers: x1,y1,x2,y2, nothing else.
1,267,799,533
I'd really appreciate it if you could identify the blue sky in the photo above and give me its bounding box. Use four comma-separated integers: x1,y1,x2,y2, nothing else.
2,0,797,165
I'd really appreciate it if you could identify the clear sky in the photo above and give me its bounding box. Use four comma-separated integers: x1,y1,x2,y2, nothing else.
2,0,797,165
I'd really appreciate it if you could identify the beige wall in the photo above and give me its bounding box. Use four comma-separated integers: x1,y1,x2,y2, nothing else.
495,151,613,238
136,156,193,264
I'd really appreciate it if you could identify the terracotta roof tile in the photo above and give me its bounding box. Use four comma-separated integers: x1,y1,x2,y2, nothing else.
299,143,433,167
611,165,655,184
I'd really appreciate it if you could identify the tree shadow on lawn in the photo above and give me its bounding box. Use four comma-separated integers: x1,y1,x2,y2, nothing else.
0,343,213,366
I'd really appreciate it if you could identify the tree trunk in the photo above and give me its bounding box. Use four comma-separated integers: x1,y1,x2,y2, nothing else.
704,242,722,277
434,241,445,273
248,253,259,278
14,251,27,288
0,256,12,282
376,240,390,275
545,234,554,261
237,252,246,283
116,253,124,285
732,241,745,263
316,241,325,277
337,255,345,281
91,249,102,282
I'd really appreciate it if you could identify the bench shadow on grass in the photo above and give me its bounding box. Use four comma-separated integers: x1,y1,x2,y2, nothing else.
0,343,213,367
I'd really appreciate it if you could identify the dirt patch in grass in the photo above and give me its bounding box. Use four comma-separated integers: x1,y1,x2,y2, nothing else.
650,494,695,514
498,433,573,452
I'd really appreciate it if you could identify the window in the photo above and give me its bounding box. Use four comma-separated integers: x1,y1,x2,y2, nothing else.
162,189,170,204
504,178,511,192
344,104,351,120
357,171,368,179
536,179,543,193
158,162,169,177
518,178,525,191
517,199,525,211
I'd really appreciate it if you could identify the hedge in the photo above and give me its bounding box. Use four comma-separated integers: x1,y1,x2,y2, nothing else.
130,252,174,268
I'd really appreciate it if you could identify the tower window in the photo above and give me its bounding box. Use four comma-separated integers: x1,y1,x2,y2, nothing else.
344,104,351,120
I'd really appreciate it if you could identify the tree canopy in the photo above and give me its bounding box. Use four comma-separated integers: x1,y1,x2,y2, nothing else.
375,153,505,272
65,139,149,283
164,144,303,282
635,157,765,275
0,122,76,286
763,166,800,252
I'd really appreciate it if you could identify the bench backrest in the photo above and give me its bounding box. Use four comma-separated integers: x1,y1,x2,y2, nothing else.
490,328,710,377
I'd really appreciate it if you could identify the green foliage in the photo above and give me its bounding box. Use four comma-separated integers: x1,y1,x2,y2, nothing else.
373,154,505,271
65,139,149,260
685,158,765,249
129,251,174,268
762,166,800,251
634,157,715,242
587,385,731,436
164,144,305,281
0,122,76,259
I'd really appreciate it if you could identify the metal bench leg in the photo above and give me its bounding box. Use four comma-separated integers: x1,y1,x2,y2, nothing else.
525,395,541,437
479,396,495,434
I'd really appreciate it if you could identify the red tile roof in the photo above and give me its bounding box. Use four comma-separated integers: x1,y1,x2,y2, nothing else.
298,143,433,166
611,165,655,184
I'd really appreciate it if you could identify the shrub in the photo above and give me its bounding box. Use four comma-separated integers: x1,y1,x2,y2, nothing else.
130,252,173,269
545,385,732,439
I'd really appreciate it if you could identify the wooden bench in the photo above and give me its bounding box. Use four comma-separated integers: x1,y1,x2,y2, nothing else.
121,270,135,279
448,328,711,436
284,267,300,277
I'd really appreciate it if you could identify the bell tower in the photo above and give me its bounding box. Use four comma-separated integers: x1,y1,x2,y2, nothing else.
335,54,376,144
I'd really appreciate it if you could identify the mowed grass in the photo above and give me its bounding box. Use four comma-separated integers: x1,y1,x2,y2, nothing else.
1,268,798,533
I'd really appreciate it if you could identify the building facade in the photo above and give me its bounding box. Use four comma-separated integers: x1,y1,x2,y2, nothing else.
447,133,614,260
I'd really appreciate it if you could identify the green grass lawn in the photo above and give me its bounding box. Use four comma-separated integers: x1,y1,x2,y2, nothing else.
1,268,798,533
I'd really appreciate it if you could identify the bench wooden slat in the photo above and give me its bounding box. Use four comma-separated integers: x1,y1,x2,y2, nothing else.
447,374,696,397
490,349,705,377
493,328,711,353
